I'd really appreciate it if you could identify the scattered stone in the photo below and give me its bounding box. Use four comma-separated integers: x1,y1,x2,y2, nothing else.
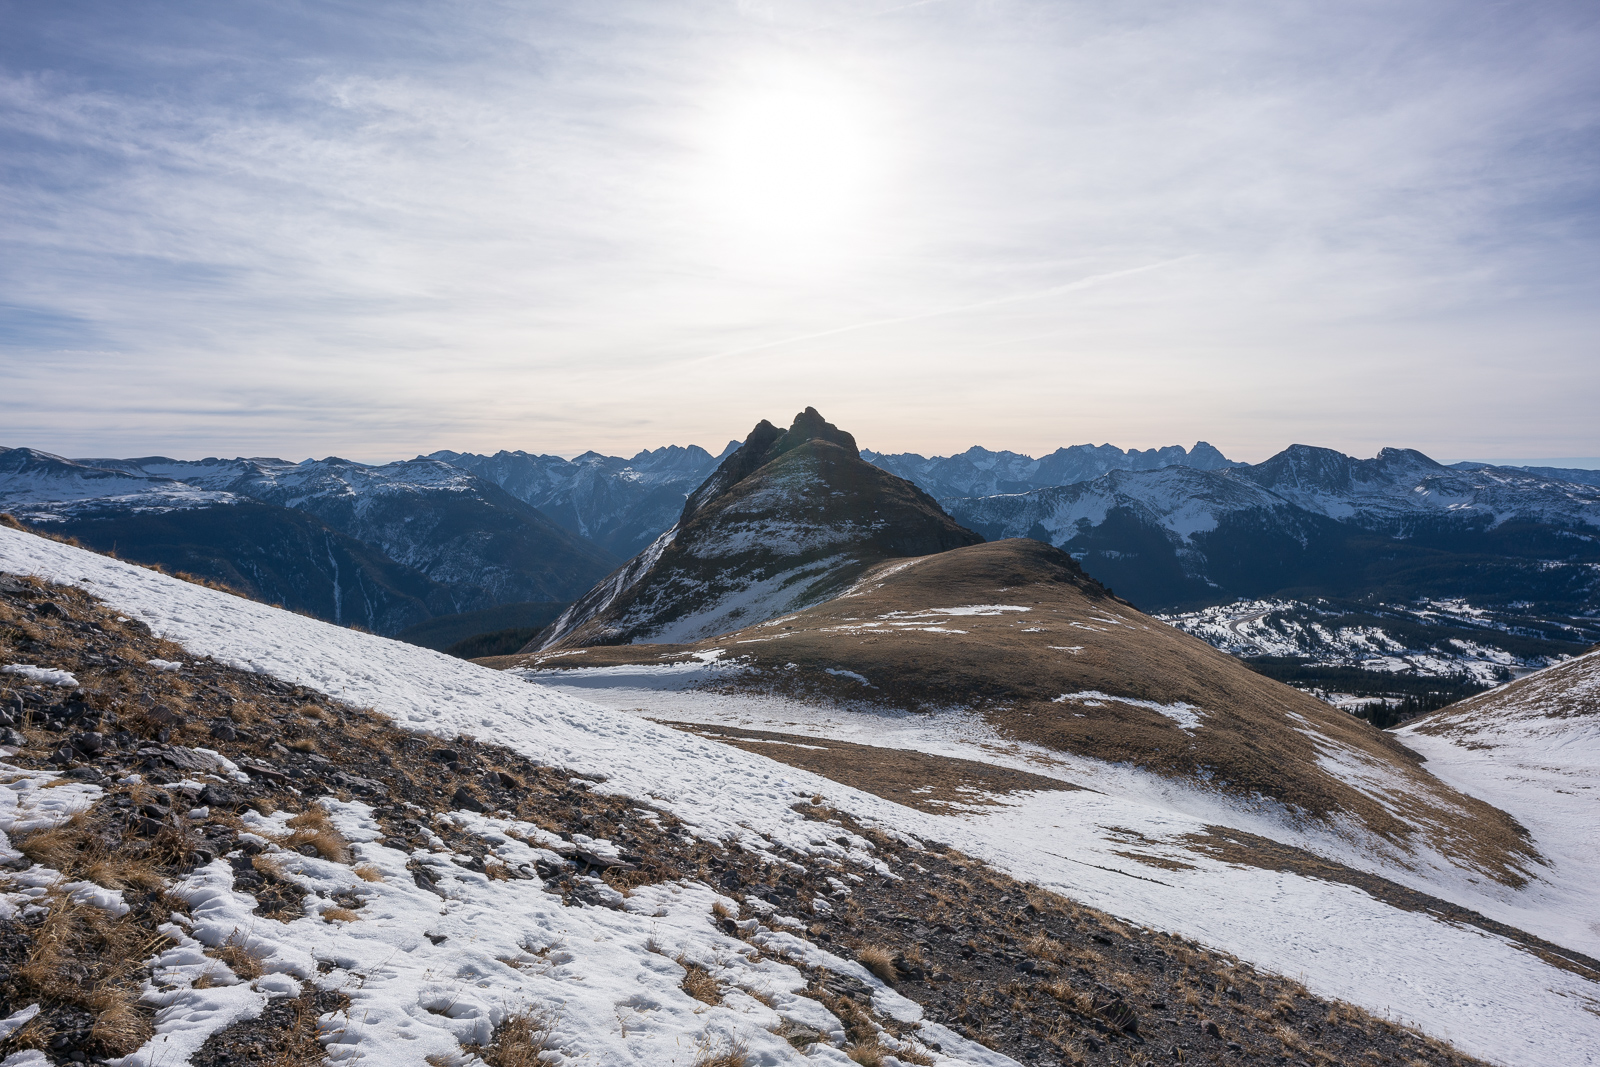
786,1025,822,1049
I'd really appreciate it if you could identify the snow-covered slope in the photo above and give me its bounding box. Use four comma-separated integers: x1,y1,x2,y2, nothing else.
1398,650,1600,957
4,523,1599,1066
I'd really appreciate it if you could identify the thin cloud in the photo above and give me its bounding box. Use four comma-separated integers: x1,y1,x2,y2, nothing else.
687,256,1197,366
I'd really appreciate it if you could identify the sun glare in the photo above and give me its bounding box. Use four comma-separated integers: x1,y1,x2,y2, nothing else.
698,63,885,268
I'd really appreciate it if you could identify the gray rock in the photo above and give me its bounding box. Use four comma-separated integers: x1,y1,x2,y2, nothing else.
785,1026,822,1050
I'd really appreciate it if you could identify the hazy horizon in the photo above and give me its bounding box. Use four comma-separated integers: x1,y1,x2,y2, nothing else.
6,431,1600,471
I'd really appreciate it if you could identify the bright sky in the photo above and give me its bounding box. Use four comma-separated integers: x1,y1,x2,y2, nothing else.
1,0,1596,464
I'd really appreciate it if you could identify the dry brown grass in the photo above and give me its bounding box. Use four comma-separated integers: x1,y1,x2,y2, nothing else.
207,932,266,979
679,958,721,1005
473,1007,558,1067
15,813,92,870
278,805,351,863
353,863,384,883
1023,933,1065,962
287,738,318,753
711,899,736,920
856,944,897,985
845,1037,886,1066
1275,1023,1308,1051
266,993,332,1067
1043,980,1094,1013
14,892,168,1056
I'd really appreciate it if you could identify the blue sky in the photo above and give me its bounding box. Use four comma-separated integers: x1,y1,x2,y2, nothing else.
1,0,1596,463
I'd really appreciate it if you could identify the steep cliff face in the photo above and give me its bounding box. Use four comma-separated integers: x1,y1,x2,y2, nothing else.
536,408,984,648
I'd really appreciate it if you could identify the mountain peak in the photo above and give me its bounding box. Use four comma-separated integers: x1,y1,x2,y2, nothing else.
682,408,856,523
772,406,859,460
535,409,981,648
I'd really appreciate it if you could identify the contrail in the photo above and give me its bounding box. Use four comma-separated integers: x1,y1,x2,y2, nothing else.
686,255,1196,367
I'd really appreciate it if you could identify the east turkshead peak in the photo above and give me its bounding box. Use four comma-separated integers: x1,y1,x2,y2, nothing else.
682,407,859,523
534,407,982,649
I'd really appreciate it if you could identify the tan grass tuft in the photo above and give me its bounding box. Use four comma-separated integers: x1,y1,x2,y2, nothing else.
16,892,164,1055
856,944,897,985
475,1007,557,1067
209,931,265,979
1023,933,1065,962
322,907,360,923
353,863,384,883
277,805,352,863
679,958,721,1005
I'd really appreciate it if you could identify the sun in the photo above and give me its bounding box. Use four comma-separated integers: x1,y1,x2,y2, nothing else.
697,62,886,268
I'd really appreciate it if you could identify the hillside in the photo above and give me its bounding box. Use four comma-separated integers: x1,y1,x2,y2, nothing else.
502,537,1540,885
539,408,982,649
1397,648,1600,955
4,523,1596,1066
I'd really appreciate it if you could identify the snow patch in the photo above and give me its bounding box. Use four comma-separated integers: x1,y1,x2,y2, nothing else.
1052,690,1205,732
1,664,78,687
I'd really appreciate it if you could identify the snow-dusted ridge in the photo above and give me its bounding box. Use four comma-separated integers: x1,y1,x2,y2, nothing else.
2,528,1598,1066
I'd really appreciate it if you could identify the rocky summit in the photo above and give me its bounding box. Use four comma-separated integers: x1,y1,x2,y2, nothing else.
536,407,983,648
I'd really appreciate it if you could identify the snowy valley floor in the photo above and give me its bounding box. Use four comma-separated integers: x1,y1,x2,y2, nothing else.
0,527,1596,1066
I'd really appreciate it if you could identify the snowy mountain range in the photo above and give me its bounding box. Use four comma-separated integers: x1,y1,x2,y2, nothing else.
945,445,1600,613
1159,596,1600,710
0,448,615,633
427,442,736,558
5,437,1598,658
862,440,1240,499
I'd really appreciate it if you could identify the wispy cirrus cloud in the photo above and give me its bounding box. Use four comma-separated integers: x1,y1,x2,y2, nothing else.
0,0,1596,462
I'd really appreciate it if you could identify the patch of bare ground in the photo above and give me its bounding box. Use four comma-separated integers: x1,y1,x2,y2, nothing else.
0,570,1499,1067
661,721,1078,813
783,808,1490,1067
188,987,349,1066
498,538,1542,888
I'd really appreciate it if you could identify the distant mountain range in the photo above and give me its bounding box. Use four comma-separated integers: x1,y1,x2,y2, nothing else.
942,445,1600,615
0,448,616,634
3,436,1597,667
426,442,736,558
863,440,1241,498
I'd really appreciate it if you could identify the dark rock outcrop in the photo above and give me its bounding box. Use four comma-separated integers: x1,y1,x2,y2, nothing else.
535,408,983,648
